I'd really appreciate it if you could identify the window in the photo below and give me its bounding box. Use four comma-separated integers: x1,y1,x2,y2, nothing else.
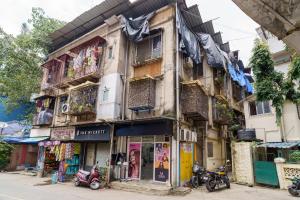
249,101,257,115
193,62,203,80
249,101,271,116
207,142,213,158
103,87,109,102
136,33,162,63
152,35,161,58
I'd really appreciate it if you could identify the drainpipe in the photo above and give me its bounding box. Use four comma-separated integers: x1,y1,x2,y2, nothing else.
121,37,130,152
175,2,180,187
107,124,114,183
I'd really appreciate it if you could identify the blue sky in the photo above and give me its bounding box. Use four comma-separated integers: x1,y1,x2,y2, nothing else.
0,0,259,65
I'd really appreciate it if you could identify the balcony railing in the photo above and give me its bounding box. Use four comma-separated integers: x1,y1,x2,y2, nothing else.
181,81,208,120
128,76,156,111
69,84,98,116
41,60,62,90
213,100,231,125
33,109,54,126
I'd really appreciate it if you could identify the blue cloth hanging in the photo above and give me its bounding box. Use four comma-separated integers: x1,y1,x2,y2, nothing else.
236,69,246,87
227,63,238,82
245,77,254,94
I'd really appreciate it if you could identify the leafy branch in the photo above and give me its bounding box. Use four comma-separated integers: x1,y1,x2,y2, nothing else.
250,39,300,124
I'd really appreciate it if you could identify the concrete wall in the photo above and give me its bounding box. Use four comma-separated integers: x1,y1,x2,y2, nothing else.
125,6,175,120
97,73,122,120
282,101,300,141
275,160,300,189
231,142,254,186
205,129,226,171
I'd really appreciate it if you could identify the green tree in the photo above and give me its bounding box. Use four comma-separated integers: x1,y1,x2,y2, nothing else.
0,141,14,170
250,39,300,124
0,8,65,123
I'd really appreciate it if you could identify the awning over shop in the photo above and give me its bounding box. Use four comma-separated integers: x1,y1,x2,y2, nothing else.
20,137,49,144
256,141,300,149
115,119,173,137
1,136,48,144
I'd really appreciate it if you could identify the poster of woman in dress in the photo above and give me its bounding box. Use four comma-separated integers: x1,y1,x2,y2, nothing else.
154,143,170,182
128,143,141,179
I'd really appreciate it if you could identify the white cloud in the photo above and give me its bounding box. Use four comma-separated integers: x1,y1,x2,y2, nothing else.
0,0,258,65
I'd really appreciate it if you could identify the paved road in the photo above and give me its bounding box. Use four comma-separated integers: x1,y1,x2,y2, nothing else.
0,173,294,200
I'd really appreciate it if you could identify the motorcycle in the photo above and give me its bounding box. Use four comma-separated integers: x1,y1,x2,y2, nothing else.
74,164,101,190
288,177,300,197
190,162,208,188
205,160,231,192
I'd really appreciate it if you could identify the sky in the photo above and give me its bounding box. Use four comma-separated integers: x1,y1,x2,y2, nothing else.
0,0,259,65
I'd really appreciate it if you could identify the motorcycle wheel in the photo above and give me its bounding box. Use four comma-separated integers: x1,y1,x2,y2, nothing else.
288,187,299,197
74,177,80,187
224,177,230,189
191,176,199,188
90,181,100,190
206,178,216,192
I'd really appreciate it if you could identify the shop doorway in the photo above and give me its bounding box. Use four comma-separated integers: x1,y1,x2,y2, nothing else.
141,143,154,180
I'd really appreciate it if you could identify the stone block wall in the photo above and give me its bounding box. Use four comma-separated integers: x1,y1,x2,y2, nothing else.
231,142,254,185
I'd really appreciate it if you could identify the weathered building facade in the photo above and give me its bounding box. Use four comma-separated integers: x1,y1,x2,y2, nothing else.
32,0,251,187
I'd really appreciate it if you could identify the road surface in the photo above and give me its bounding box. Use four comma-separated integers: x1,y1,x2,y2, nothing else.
0,173,293,200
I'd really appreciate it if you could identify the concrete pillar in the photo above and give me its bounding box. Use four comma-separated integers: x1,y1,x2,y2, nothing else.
274,157,286,189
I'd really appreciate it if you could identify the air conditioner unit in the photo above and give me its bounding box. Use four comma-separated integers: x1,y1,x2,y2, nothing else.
180,128,193,142
61,103,69,114
183,57,193,69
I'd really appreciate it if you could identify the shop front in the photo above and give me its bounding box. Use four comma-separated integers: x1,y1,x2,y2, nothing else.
74,125,111,171
115,119,173,184
37,126,81,181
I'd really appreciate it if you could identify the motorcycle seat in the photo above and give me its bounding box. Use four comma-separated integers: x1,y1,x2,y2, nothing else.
79,170,90,176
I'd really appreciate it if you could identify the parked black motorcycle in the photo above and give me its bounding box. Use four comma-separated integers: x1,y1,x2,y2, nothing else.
190,162,208,188
205,160,231,192
288,177,300,197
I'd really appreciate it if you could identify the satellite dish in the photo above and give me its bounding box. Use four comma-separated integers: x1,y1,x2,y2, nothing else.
0,122,8,129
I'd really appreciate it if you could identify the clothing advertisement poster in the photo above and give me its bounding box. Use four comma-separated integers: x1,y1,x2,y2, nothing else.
154,143,169,182
128,143,141,179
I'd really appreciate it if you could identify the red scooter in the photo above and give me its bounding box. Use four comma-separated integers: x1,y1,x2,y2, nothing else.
74,164,101,190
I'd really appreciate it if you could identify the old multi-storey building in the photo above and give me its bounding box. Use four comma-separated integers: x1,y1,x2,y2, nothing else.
31,0,251,187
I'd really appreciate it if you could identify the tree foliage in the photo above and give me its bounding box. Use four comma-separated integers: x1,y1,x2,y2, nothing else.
250,39,300,124
0,141,14,170
0,8,65,123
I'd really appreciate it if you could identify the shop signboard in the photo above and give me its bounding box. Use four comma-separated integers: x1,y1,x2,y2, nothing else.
51,127,75,140
128,143,141,179
154,143,170,182
74,125,110,141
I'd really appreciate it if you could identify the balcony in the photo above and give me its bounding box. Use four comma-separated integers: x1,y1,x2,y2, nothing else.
62,37,105,86
232,82,243,102
69,84,98,116
213,68,228,98
181,81,208,120
33,109,54,126
41,60,62,90
33,96,55,126
212,99,231,125
128,76,156,111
